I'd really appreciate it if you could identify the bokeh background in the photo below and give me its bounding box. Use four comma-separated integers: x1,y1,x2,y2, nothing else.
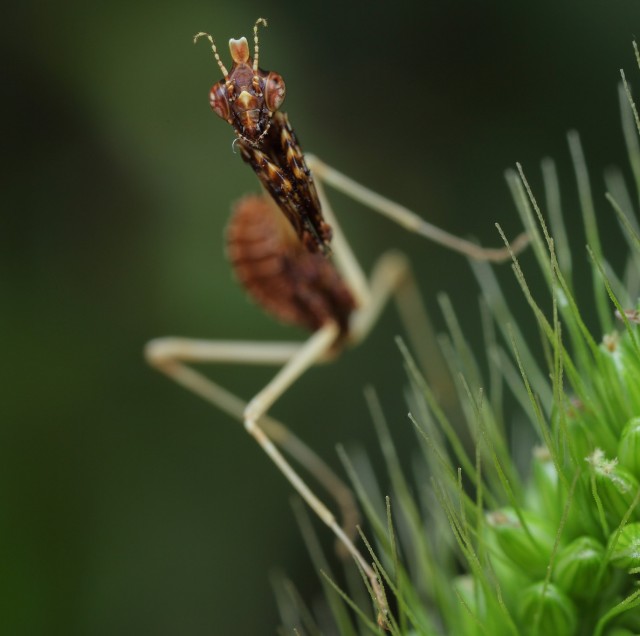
3,1,640,634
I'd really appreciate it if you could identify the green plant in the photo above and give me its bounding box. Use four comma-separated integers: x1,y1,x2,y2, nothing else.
275,44,640,636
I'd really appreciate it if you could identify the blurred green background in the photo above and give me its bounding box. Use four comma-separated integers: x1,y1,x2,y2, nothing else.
3,1,639,634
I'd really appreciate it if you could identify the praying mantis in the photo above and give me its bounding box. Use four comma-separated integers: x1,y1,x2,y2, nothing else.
145,18,528,624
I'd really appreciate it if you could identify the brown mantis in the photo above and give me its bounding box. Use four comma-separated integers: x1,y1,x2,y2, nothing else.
145,18,528,623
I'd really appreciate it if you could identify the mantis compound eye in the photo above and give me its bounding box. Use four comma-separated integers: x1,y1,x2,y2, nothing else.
264,72,286,112
209,81,231,120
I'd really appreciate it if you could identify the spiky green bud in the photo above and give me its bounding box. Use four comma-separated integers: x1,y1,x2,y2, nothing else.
618,417,640,479
586,449,640,527
553,536,608,599
486,508,555,578
608,522,640,570
517,582,577,636
527,446,562,527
